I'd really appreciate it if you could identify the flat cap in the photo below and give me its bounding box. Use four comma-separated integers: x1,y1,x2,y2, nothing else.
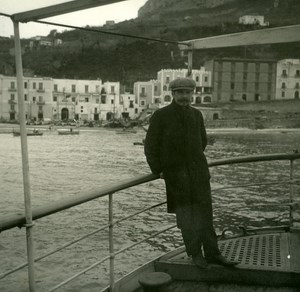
169,77,196,91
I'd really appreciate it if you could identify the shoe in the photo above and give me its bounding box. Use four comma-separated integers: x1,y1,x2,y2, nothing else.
192,253,208,269
206,255,238,267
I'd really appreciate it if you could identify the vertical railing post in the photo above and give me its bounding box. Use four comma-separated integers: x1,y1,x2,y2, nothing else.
108,193,115,291
289,159,294,226
13,20,36,291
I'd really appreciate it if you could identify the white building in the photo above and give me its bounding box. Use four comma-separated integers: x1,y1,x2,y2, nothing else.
157,68,213,105
239,15,269,27
276,59,300,100
0,74,53,121
119,92,139,119
0,76,127,122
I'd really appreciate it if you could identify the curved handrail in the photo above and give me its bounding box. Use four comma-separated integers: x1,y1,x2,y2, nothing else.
1,152,300,232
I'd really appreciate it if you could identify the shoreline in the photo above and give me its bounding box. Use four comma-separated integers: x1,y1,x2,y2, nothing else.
0,123,299,134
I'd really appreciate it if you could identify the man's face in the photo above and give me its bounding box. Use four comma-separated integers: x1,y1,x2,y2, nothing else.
173,89,193,107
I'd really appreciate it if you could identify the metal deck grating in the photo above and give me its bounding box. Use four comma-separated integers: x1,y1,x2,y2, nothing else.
219,233,289,270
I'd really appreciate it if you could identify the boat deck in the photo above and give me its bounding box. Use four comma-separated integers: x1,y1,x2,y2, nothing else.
152,229,300,291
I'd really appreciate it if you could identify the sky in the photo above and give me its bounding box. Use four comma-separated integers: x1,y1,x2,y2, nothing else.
0,0,148,38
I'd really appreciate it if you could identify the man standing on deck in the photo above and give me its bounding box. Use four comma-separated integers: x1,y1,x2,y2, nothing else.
144,77,238,268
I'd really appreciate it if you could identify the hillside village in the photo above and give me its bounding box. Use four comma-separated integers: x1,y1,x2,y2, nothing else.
0,0,300,129
0,57,299,129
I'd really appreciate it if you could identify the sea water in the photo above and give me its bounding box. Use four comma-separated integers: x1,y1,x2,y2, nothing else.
0,127,299,291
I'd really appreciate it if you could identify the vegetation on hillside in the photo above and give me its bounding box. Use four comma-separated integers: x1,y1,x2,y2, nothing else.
0,0,299,88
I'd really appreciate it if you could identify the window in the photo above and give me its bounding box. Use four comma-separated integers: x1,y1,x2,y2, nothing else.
38,82,43,90
135,108,138,114
141,100,145,106
296,70,300,77
54,84,58,92
85,97,89,102
164,95,171,102
282,69,287,77
230,82,235,90
111,99,114,104
281,82,286,89
163,85,167,91
72,85,76,92
39,96,43,102
101,95,106,104
166,76,170,84
33,82,36,89
281,91,285,98
242,94,247,101
129,101,134,108
96,85,100,93
33,96,36,102
255,94,260,101
243,73,247,80
10,94,15,100
110,86,115,93
85,85,89,93
24,82,27,89
72,97,76,102
53,96,57,102
295,83,300,89
295,91,299,99
196,76,199,82
10,104,15,110
154,86,158,92
10,81,15,89
96,98,100,103
38,106,43,111
204,76,208,82
24,94,27,101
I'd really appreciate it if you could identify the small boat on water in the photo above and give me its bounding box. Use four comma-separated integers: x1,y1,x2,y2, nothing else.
57,128,80,135
13,129,43,136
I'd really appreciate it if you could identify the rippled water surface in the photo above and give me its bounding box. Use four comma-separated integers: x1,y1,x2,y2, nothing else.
0,127,300,291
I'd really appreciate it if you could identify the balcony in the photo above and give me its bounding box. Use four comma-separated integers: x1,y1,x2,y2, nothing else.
281,73,288,78
8,99,17,104
8,88,17,92
36,88,45,93
139,93,147,98
37,100,46,105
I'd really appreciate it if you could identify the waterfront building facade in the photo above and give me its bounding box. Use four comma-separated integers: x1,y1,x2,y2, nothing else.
0,76,124,123
0,74,53,122
204,58,277,103
276,59,300,100
120,93,139,119
157,68,213,105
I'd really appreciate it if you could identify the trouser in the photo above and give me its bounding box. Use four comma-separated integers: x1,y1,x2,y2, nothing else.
180,226,220,258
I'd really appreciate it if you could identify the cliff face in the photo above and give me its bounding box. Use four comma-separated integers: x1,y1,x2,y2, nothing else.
138,0,235,18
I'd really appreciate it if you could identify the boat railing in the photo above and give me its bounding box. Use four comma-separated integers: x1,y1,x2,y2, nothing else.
0,152,299,291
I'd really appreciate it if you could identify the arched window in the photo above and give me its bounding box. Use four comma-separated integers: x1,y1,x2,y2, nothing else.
164,95,171,102
163,85,168,91
203,96,211,103
195,96,202,104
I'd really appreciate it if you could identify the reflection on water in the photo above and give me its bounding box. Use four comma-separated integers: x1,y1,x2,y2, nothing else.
0,128,300,291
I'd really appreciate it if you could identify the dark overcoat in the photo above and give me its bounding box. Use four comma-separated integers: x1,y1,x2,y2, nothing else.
144,100,212,229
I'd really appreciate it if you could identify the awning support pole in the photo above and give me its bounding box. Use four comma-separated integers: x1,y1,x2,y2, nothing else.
13,20,36,292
